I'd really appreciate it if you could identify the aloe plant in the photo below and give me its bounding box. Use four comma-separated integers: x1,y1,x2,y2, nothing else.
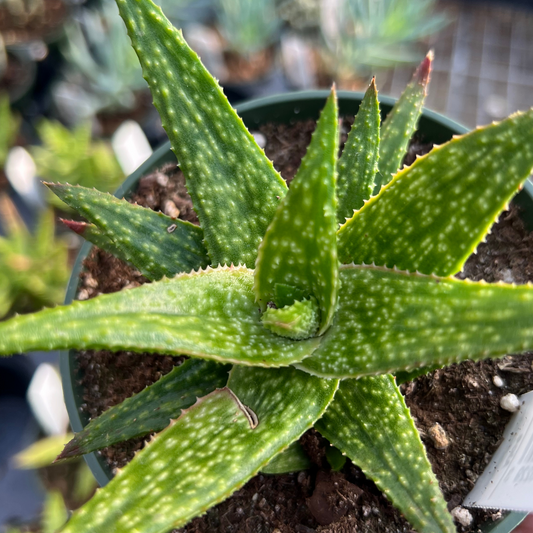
0,0,533,531
0,195,69,319
31,119,124,210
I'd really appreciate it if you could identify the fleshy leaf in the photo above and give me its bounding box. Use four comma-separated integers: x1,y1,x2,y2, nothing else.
61,368,338,533
338,108,533,276
0,267,320,366
57,359,230,460
43,491,68,533
336,78,380,223
49,183,209,280
325,446,346,472
115,0,287,267
374,52,432,191
274,283,308,308
316,376,455,533
255,89,339,333
261,441,311,474
261,297,320,340
60,219,125,260
298,265,533,378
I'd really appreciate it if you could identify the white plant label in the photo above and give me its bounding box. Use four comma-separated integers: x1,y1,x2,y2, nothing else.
464,390,533,512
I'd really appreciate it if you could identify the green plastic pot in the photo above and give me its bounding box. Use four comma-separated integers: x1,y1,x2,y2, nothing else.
59,90,530,532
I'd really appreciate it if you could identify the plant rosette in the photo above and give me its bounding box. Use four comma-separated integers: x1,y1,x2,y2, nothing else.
62,92,531,533
1,1,533,532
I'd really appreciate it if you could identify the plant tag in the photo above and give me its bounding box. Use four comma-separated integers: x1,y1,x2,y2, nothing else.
464,391,533,512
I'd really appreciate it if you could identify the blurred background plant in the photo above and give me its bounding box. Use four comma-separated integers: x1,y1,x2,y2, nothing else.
319,0,448,87
52,0,147,127
0,92,20,170
0,194,68,319
30,119,124,210
217,0,279,57
6,433,96,533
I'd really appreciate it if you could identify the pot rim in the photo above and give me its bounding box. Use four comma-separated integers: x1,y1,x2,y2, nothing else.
59,89,530,532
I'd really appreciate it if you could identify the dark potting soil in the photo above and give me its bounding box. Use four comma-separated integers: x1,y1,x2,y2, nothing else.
75,119,533,533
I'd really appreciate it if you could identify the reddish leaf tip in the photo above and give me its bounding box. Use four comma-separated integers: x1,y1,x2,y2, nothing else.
415,50,433,86
60,219,88,235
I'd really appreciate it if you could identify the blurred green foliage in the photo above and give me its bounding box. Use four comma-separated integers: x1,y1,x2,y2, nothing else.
0,93,21,167
0,195,69,319
322,0,448,77
31,120,124,211
217,0,280,55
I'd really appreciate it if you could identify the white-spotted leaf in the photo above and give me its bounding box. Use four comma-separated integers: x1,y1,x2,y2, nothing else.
255,89,339,333
61,368,338,533
316,376,455,533
374,52,432,191
338,108,533,276
58,359,230,460
298,265,533,378
336,78,380,223
0,267,320,366
115,0,287,267
50,183,209,280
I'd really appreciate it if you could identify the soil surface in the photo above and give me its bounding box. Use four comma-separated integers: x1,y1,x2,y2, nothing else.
75,119,533,533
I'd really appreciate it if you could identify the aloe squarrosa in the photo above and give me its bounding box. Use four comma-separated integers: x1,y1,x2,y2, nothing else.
1,0,533,531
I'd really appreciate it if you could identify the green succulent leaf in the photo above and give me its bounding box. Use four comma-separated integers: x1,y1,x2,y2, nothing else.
298,265,533,378
316,376,455,533
60,219,125,259
49,183,209,280
115,0,287,268
261,441,311,475
261,297,320,340
338,108,533,276
0,196,69,318
61,368,338,533
274,283,308,308
336,78,380,223
43,491,69,533
325,446,346,472
374,52,432,191
0,267,320,366
58,359,230,460
255,89,339,333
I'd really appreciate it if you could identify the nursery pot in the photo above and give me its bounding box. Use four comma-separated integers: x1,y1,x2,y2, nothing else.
60,90,532,533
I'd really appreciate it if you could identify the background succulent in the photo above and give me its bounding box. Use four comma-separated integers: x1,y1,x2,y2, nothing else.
31,119,124,210
53,0,147,124
0,195,68,319
320,0,448,79
216,0,280,56
0,1,533,532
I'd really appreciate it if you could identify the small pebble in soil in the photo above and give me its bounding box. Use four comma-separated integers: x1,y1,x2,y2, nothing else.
500,393,520,412
492,375,504,388
451,506,474,527
428,423,450,450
